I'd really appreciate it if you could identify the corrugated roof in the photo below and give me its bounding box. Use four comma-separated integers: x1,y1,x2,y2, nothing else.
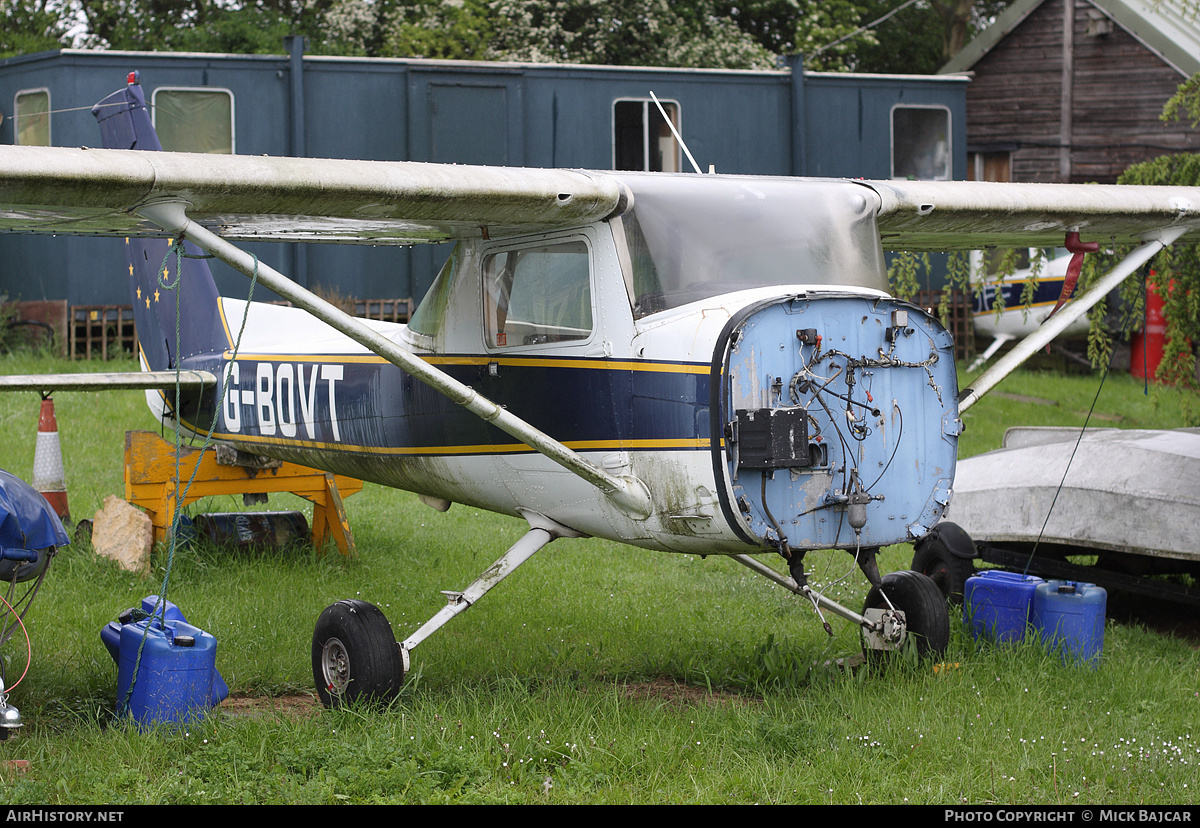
940,0,1200,77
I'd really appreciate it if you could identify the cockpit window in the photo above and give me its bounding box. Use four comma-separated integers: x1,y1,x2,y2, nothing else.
483,240,592,347
617,175,888,319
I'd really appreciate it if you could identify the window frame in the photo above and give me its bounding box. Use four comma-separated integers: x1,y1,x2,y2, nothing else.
151,86,236,154
890,104,952,181
480,233,597,352
14,87,51,146
612,97,682,173
968,150,1013,183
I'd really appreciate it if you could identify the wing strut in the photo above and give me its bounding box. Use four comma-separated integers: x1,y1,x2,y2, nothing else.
135,201,653,519
0,371,216,393
958,226,1187,414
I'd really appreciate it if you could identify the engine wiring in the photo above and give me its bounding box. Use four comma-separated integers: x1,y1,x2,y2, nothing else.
788,328,935,505
732,305,948,590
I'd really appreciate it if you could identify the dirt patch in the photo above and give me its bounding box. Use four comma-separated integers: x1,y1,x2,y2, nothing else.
620,677,759,706
219,693,322,718
217,681,756,717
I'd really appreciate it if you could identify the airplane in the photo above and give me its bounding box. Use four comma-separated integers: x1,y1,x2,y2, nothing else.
966,237,1098,372
0,72,1198,707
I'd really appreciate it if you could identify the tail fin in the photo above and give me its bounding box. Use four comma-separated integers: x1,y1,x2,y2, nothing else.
93,72,227,371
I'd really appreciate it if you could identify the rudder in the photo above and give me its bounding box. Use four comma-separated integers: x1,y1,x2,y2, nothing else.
93,72,227,372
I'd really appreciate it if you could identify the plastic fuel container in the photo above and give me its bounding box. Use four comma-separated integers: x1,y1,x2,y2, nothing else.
1032,580,1106,665
964,570,1045,643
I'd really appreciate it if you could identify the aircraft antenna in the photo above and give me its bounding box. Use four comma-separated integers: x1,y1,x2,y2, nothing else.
649,91,704,174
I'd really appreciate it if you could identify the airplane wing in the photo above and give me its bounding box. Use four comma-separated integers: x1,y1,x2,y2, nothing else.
0,145,1198,248
864,179,1200,251
0,146,628,244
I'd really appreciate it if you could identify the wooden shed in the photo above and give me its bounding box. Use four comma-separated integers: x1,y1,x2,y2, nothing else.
941,0,1200,184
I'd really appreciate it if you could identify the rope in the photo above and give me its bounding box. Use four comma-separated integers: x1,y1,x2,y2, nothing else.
118,238,259,718
0,590,32,693
27,101,166,118
810,0,923,58
1021,269,1149,576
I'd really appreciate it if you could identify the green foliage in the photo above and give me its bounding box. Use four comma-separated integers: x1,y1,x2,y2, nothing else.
886,250,927,302
480,0,777,69
933,249,973,329
0,299,57,356
0,298,20,352
1162,73,1200,129
0,0,1011,74
0,0,70,57
1107,153,1200,393
987,247,1023,319
383,0,497,61
156,7,298,55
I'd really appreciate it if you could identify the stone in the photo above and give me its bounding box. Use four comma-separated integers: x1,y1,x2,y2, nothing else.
91,495,152,574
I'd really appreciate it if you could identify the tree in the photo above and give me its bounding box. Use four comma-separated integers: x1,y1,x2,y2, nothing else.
818,0,1011,73
1103,72,1200,396
479,0,779,69
382,0,499,61
0,0,72,58
0,0,1011,73
1163,74,1200,129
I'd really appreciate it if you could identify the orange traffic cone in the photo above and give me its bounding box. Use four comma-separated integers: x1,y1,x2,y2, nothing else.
32,396,69,522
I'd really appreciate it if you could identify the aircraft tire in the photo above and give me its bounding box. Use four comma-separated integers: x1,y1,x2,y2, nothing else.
861,570,950,665
312,599,404,708
911,522,976,604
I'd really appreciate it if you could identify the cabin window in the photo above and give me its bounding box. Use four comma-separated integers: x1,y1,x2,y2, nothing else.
483,240,592,348
613,99,680,172
891,105,951,181
14,89,50,146
151,87,235,154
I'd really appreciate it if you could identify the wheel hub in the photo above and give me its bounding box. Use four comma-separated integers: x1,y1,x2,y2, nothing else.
320,636,350,694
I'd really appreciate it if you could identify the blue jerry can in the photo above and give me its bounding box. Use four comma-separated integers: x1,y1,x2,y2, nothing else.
964,570,1045,643
100,595,229,724
1032,580,1106,666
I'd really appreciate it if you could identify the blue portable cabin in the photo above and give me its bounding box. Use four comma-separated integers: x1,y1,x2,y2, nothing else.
0,46,968,311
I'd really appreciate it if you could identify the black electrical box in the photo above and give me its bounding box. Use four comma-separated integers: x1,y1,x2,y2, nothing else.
735,407,811,470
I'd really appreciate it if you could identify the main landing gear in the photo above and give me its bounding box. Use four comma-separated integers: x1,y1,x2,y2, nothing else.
313,599,405,707
311,509,583,708
312,521,952,706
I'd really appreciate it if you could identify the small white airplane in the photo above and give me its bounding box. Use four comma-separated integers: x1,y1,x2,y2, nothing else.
1,73,1198,706
967,235,1099,371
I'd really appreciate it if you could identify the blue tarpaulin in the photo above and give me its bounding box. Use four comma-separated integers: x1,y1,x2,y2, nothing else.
0,469,68,560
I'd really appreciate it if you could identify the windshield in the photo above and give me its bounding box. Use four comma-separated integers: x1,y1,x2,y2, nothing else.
616,175,888,318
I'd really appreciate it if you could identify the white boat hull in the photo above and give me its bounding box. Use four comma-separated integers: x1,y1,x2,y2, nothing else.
949,427,1200,564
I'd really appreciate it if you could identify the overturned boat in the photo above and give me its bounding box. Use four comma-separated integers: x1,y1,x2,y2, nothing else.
912,427,1200,607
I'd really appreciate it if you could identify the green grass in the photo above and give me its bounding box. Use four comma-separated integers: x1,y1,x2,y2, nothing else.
0,353,1198,803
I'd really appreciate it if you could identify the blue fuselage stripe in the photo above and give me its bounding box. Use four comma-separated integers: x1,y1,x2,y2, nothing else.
174,354,712,456
974,277,1065,315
